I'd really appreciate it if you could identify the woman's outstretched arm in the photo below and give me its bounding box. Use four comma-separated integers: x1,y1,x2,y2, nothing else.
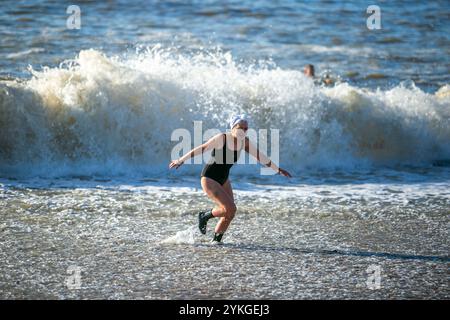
169,133,224,169
244,137,292,177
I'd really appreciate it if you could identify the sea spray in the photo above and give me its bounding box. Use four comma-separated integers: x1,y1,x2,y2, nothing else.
0,47,449,177
160,226,201,245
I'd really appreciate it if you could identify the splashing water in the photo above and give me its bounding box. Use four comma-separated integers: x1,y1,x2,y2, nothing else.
0,47,449,178
160,226,201,245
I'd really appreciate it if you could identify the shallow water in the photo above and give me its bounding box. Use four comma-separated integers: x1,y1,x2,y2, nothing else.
1,0,449,300
1,168,448,299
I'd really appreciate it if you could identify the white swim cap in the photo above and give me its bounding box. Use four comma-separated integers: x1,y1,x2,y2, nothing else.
229,114,249,129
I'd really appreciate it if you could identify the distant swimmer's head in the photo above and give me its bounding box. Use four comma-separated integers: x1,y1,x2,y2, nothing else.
303,64,315,78
229,114,249,141
323,74,334,86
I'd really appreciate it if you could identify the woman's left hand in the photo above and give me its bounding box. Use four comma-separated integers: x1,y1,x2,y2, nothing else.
278,168,292,178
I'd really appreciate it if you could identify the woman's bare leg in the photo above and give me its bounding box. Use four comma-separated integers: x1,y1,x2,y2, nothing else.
215,179,235,233
200,177,236,234
222,179,234,201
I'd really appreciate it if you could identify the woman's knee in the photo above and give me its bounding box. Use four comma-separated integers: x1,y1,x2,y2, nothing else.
223,203,237,219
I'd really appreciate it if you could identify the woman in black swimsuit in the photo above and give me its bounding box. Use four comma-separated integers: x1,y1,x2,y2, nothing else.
169,115,292,243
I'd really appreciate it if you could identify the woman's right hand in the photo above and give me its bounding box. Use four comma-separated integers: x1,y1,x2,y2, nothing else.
169,159,184,170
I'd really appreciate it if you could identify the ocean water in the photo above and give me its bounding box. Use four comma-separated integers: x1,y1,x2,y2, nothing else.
0,1,449,299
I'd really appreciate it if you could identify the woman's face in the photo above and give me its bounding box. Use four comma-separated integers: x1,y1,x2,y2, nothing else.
232,121,248,140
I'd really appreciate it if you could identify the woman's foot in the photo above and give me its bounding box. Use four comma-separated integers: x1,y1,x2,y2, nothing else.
198,209,213,234
211,232,224,244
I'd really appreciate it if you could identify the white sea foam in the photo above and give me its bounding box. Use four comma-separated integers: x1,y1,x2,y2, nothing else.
6,47,45,59
296,44,375,57
160,226,200,245
0,47,449,177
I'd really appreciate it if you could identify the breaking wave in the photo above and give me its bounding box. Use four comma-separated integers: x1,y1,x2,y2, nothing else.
0,47,449,177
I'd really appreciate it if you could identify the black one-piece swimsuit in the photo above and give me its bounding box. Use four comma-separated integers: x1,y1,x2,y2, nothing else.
201,134,242,185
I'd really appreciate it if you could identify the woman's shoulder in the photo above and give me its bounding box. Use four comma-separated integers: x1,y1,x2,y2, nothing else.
209,132,227,149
